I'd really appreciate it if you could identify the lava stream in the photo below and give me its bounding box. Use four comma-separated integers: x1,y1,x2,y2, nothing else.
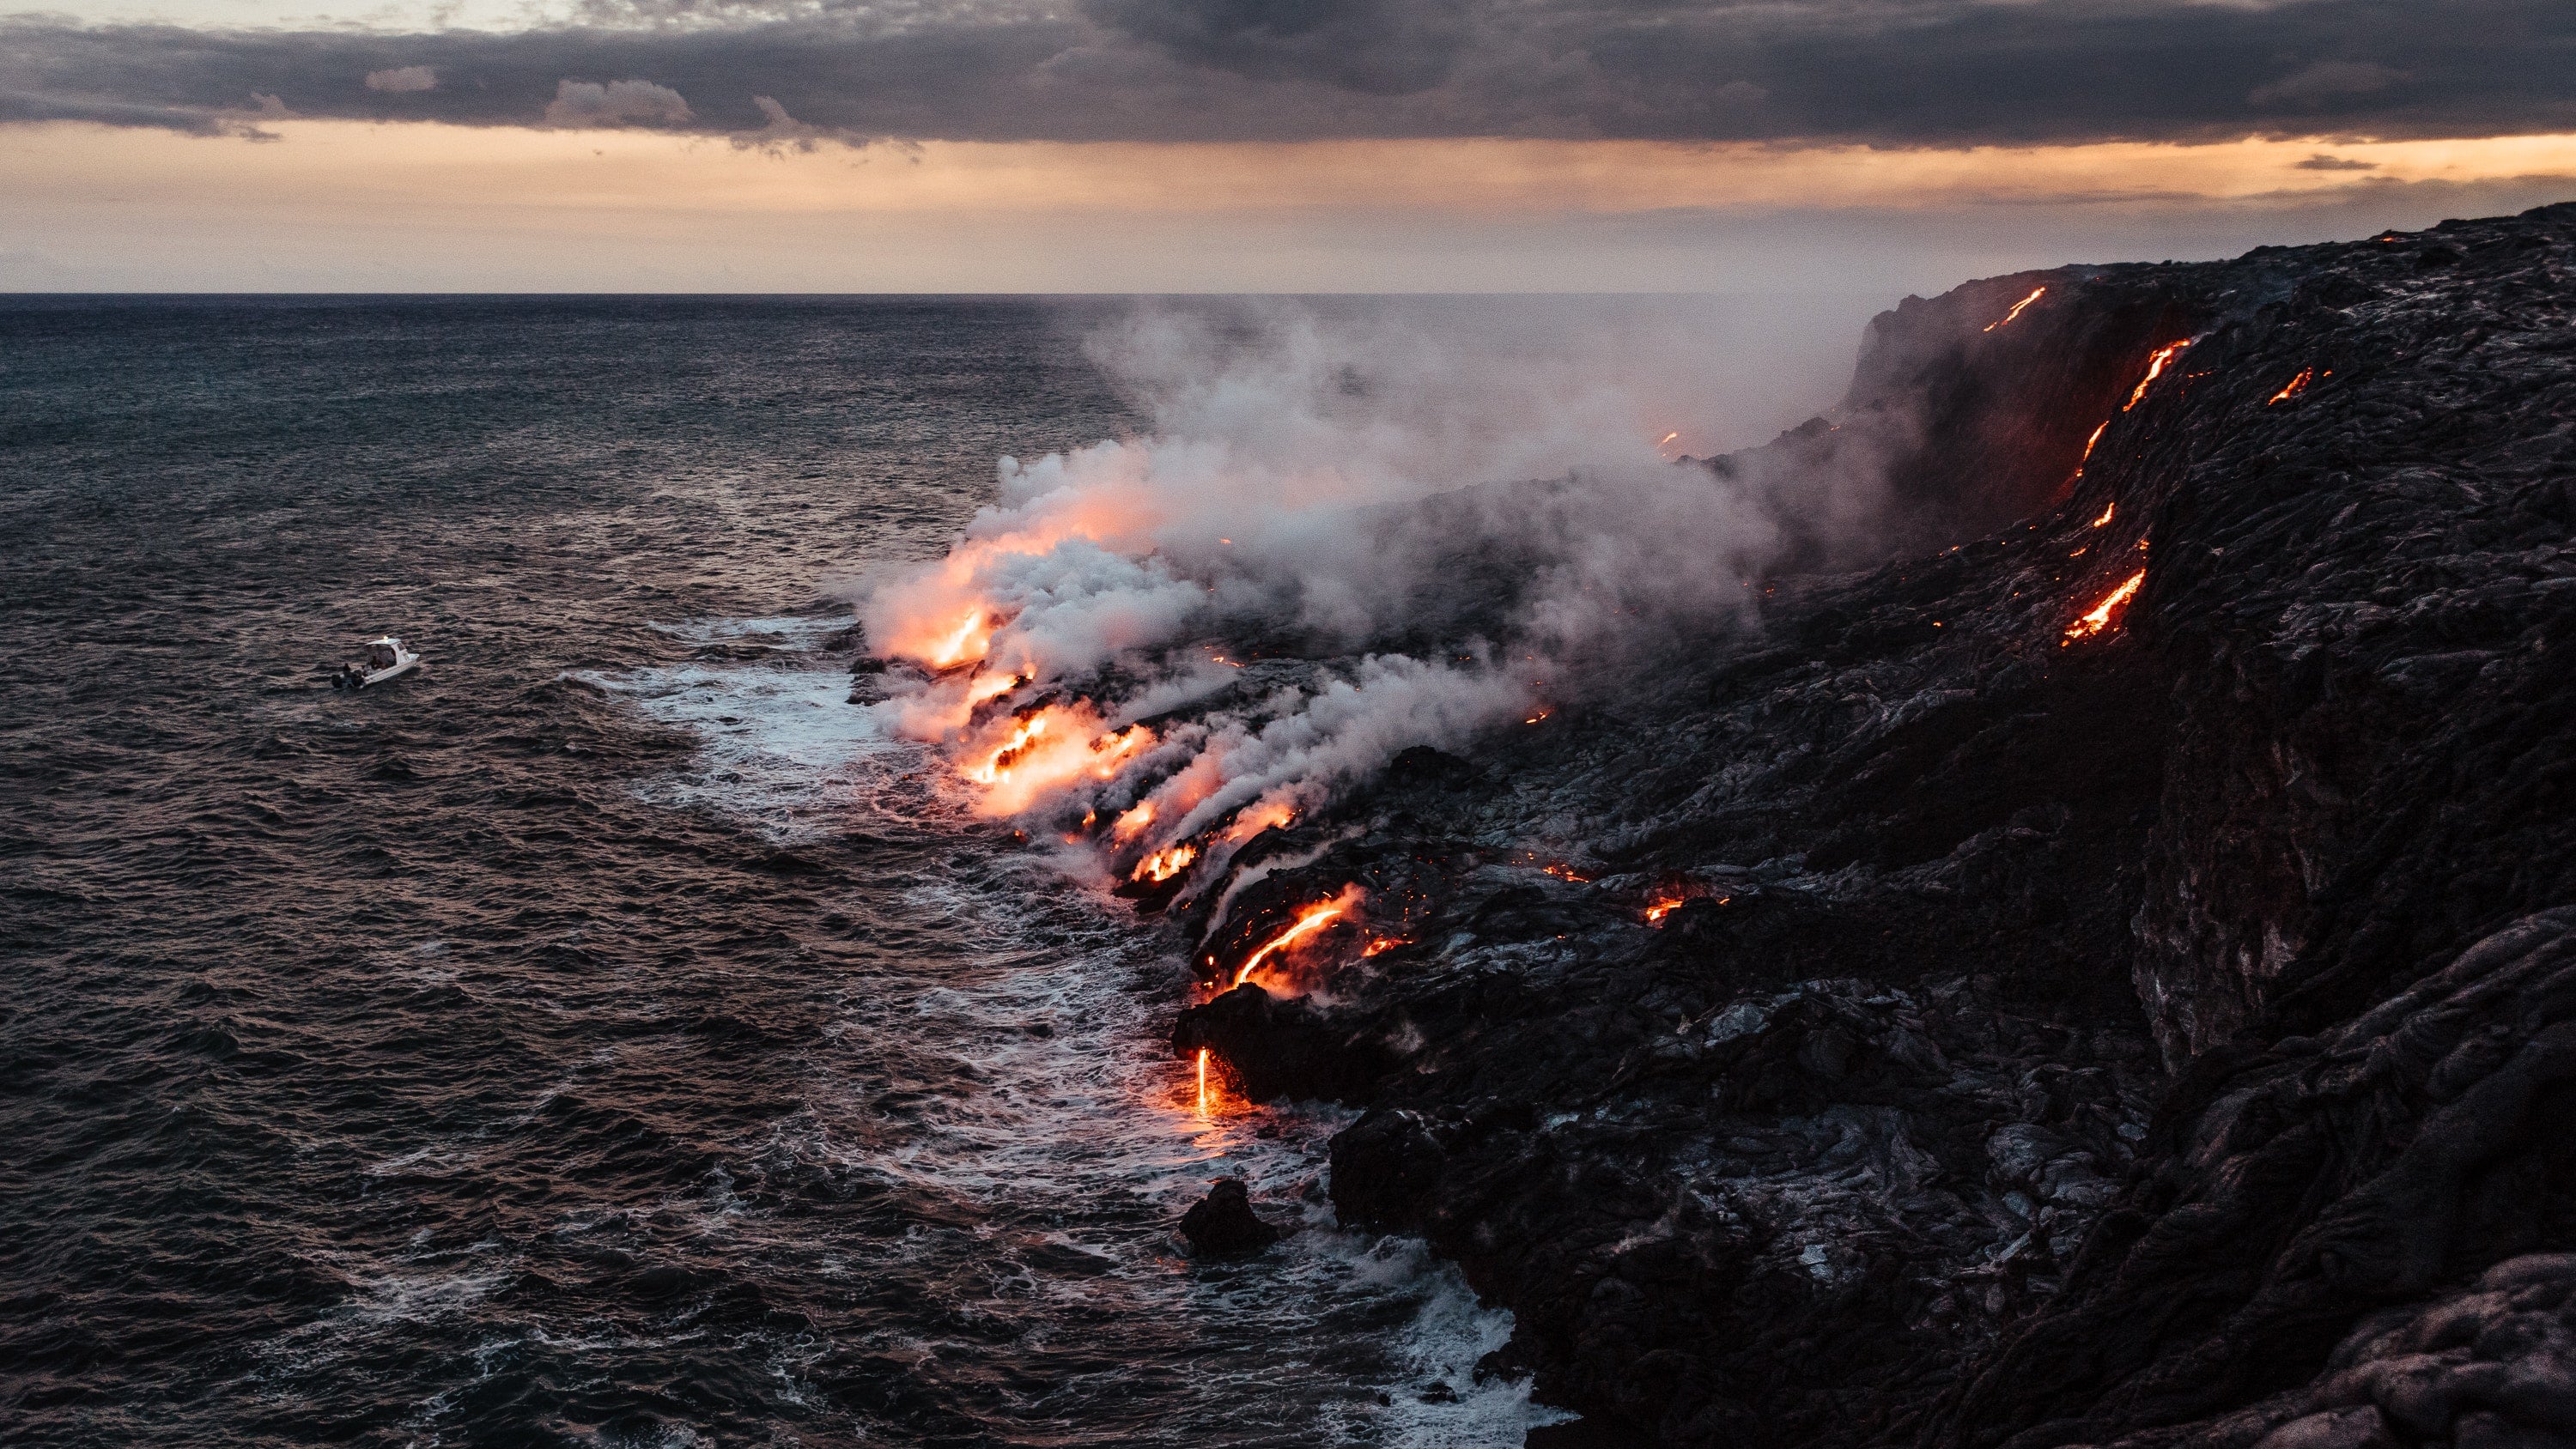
2268,369,2315,404
1984,286,2046,331
2125,341,2192,410
1233,899,1352,988
2063,570,2147,644
1133,842,1197,883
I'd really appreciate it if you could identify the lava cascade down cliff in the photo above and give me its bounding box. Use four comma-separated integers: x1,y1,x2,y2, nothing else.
1157,204,2576,1448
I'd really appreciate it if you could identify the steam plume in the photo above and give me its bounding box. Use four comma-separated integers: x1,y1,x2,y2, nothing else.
856,297,1856,887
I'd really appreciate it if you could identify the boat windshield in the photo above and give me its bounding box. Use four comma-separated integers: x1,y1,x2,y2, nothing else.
368,643,397,669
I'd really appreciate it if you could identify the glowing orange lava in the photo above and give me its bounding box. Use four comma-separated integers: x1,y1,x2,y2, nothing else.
927,609,986,669
1089,726,1151,780
1644,895,1686,925
1134,841,1199,883
2125,341,2192,411
1984,286,2046,331
2081,421,2107,464
964,670,1024,707
1113,800,1156,840
967,714,1049,785
1196,1046,1209,1114
1362,937,1406,957
1218,798,1297,846
2091,501,2116,528
2268,369,2314,405
2063,570,2147,645
1541,864,1593,883
1234,900,1348,987
961,707,1156,816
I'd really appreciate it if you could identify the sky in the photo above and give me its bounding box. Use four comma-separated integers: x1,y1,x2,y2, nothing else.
3,0,2573,290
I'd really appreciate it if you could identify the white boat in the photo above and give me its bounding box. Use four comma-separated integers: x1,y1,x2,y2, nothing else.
333,636,422,691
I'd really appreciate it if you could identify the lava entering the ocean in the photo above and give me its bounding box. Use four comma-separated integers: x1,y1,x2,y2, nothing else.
963,706,1155,817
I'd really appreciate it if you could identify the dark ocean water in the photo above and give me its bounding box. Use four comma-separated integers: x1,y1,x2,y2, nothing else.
0,297,1546,1447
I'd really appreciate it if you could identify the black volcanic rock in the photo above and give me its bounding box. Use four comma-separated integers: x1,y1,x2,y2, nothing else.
1179,1178,1282,1256
1143,203,2576,1447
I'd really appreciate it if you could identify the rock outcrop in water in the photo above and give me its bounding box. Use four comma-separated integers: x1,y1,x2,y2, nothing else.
1179,1177,1285,1256
1165,203,2576,1446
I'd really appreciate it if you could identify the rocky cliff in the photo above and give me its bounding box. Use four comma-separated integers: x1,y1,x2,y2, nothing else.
1167,203,2576,1446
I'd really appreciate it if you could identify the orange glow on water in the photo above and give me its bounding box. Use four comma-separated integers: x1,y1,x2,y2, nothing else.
1984,286,2046,331
2063,570,2147,644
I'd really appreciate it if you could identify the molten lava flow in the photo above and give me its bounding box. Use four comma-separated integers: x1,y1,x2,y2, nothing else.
2268,369,2314,405
1218,797,1297,846
1524,709,1552,724
1196,1046,1209,1115
967,714,1049,785
1112,801,1155,839
1644,895,1686,925
2063,570,2147,645
2125,341,2191,411
962,706,1156,817
2081,421,2107,464
1362,936,1406,957
1089,725,1151,780
964,670,1024,708
2091,501,2116,528
1540,864,1592,883
1134,841,1198,883
1984,286,2046,332
1234,900,1348,987
927,609,987,669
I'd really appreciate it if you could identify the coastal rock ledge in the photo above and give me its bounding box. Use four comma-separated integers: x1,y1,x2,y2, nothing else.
1169,203,2576,1446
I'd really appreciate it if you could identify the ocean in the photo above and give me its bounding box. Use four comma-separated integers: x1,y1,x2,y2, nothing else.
0,296,1554,1447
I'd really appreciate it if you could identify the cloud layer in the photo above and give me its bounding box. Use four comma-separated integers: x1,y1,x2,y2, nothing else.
3,0,2572,144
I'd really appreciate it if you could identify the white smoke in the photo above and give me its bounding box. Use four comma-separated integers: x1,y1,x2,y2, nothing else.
856,295,1856,864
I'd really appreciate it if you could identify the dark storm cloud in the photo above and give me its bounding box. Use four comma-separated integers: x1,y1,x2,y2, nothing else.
2,0,2571,144
1083,0,1471,96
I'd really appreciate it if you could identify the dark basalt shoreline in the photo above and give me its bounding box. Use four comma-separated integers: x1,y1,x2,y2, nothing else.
1170,203,2576,1446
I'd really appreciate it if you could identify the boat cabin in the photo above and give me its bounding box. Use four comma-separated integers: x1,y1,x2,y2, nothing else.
365,638,403,670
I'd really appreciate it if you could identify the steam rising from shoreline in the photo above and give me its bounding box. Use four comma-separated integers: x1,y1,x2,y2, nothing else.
854,297,1857,889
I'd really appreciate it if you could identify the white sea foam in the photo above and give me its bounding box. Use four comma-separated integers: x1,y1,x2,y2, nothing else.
580,627,905,842
603,616,1576,1446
